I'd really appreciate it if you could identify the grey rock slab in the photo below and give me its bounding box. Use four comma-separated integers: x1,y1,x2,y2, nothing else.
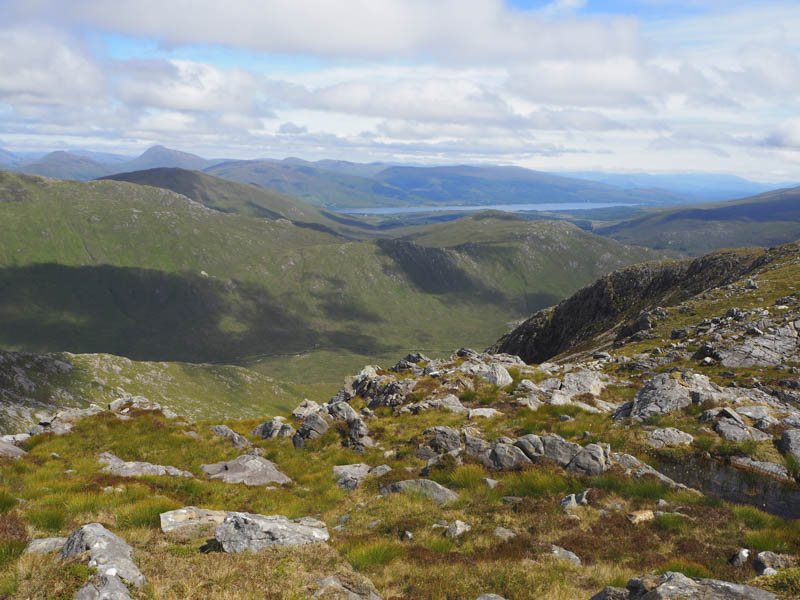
251,418,295,439
418,426,462,458
62,523,145,588
0,441,26,458
481,443,532,471
589,587,630,600
469,407,501,419
379,479,458,505
476,595,508,600
98,451,193,478
24,537,67,554
623,571,778,599
735,405,771,420
551,544,581,565
159,506,227,537
714,420,754,442
493,526,516,541
312,575,382,600
480,364,513,387
730,457,791,481
464,434,490,457
201,455,291,486
561,371,605,397
210,425,249,448
74,574,133,600
215,512,329,553
779,429,800,462
626,373,693,422
334,463,372,490
646,428,694,449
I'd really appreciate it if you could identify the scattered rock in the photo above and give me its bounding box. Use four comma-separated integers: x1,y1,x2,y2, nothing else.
754,551,796,575
550,544,581,565
98,451,193,478
627,510,654,525
566,443,611,476
379,479,458,505
445,520,471,538
469,408,501,419
0,441,26,459
479,364,513,387
493,527,516,541
312,575,382,600
210,424,249,448
215,512,329,553
201,455,292,486
597,571,779,599
482,443,532,470
778,429,800,463
333,463,372,491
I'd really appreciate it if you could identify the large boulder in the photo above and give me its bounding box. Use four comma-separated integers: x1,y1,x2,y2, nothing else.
62,523,145,589
515,434,544,460
480,364,513,387
312,575,383,600
624,373,693,422
482,443,532,470
200,455,291,486
293,414,330,448
380,479,458,505
24,537,67,554
540,435,582,467
98,451,193,478
566,443,611,476
417,426,462,460
292,399,320,420
333,463,373,491
561,371,605,397
215,512,329,553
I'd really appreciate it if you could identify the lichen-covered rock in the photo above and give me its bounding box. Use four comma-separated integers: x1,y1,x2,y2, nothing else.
417,426,462,460
214,512,329,553
647,428,694,449
200,455,291,486
312,575,383,600
540,435,582,467
333,463,372,490
62,523,145,589
551,544,581,565
0,440,26,458
566,443,611,476
292,399,320,420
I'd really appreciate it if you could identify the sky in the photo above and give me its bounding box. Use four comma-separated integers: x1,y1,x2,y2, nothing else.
0,0,799,180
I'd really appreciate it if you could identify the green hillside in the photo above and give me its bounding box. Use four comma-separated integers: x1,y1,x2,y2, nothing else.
598,186,800,255
0,170,658,382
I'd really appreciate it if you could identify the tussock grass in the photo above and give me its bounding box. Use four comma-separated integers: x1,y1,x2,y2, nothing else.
0,489,16,513
344,540,405,571
504,468,577,498
659,559,712,579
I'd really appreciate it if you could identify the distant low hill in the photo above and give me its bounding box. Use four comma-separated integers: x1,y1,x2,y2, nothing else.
598,186,800,255
14,151,111,180
0,169,659,382
564,171,795,202
101,168,366,237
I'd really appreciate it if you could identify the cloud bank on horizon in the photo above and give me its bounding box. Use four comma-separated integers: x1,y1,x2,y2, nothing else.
0,0,799,180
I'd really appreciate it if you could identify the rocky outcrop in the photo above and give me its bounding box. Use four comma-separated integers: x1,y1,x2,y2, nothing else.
589,571,778,599
214,512,329,553
492,249,762,363
646,428,694,449
200,455,291,486
98,451,193,478
25,537,67,554
293,413,330,448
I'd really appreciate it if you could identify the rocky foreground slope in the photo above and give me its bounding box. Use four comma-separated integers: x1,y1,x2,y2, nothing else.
1,241,800,599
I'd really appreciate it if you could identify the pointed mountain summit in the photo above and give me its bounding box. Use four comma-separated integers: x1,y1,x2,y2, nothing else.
118,145,211,173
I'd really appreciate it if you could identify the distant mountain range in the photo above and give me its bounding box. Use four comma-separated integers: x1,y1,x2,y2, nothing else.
2,144,794,210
